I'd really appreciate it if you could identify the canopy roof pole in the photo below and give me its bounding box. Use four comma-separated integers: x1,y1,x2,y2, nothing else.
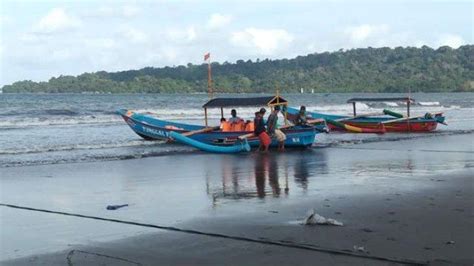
352,102,357,116
204,108,208,127
220,108,224,119
407,100,410,117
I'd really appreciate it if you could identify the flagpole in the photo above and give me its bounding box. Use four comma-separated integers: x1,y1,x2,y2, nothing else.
205,53,213,99
208,59,212,99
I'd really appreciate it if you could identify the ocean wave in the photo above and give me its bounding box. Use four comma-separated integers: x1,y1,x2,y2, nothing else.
306,103,371,114
0,115,124,128
0,140,164,155
0,146,197,168
0,103,466,129
2,129,473,168
43,109,80,116
0,108,81,117
383,102,399,107
417,101,440,106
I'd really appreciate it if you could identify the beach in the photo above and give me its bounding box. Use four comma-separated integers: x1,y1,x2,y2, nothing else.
1,132,473,265
2,0,473,264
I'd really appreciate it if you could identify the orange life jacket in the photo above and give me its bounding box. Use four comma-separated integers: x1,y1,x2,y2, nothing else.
245,122,255,132
221,121,231,132
232,121,245,131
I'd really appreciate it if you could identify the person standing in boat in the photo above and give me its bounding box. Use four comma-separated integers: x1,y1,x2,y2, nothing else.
267,105,286,152
254,108,270,152
295,105,308,125
229,109,244,131
229,109,243,124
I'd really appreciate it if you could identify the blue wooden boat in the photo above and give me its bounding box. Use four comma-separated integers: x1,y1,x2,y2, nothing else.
118,95,319,148
287,97,446,133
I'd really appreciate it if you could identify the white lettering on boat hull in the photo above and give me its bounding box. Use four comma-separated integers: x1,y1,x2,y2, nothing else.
142,126,170,138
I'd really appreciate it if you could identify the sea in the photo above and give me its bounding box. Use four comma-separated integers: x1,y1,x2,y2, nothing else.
0,93,473,168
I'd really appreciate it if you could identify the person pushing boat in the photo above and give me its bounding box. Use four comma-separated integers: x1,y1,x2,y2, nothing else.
254,108,270,152
267,106,286,152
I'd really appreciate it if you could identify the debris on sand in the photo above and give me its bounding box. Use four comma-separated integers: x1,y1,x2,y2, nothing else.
106,204,129,210
353,245,367,253
304,209,343,226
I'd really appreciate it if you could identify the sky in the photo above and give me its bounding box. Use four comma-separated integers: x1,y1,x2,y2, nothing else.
0,0,472,86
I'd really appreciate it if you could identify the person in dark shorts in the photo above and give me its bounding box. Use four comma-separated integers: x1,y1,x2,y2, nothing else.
254,108,270,152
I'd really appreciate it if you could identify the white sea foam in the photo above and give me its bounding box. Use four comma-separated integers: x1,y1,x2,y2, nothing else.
306,103,371,115
0,102,463,129
383,102,399,107
0,115,124,128
418,101,440,106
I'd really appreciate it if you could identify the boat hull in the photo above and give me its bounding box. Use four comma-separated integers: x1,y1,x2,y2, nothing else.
118,109,317,147
336,120,438,132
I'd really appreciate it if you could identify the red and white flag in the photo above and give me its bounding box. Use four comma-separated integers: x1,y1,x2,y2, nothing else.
204,52,210,61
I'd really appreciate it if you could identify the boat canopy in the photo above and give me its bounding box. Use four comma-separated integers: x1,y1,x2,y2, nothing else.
346,97,414,117
346,97,415,103
203,96,288,108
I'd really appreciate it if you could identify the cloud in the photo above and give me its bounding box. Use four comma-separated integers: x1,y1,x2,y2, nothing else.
436,34,465,48
339,24,430,48
83,38,116,49
33,8,81,34
84,5,141,18
230,28,293,55
117,25,148,43
344,24,389,44
19,33,43,43
122,5,141,17
51,49,74,61
160,46,179,62
207,13,232,30
166,26,197,42
0,15,12,26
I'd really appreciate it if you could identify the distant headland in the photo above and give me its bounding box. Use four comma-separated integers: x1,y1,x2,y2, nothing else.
2,45,473,93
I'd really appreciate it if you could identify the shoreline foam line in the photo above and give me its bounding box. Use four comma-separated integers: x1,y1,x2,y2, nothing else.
1,203,427,265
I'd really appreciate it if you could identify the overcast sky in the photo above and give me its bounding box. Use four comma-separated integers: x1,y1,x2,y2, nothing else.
0,0,472,86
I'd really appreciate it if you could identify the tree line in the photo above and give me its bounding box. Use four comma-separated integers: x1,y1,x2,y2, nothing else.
3,45,473,93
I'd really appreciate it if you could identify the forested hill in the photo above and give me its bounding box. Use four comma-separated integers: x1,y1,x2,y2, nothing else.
3,45,473,93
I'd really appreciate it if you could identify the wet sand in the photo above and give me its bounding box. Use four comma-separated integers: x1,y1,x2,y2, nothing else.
1,133,473,265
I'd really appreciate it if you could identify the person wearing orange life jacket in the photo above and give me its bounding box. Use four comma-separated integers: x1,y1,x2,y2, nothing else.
229,109,244,131
220,118,231,132
228,109,243,124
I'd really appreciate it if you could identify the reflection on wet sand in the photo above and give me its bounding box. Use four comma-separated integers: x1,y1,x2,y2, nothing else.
207,150,328,204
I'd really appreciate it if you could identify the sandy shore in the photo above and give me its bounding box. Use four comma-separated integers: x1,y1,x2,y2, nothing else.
1,133,473,265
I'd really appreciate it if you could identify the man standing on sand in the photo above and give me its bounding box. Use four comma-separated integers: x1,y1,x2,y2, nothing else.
267,105,286,151
254,108,270,152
